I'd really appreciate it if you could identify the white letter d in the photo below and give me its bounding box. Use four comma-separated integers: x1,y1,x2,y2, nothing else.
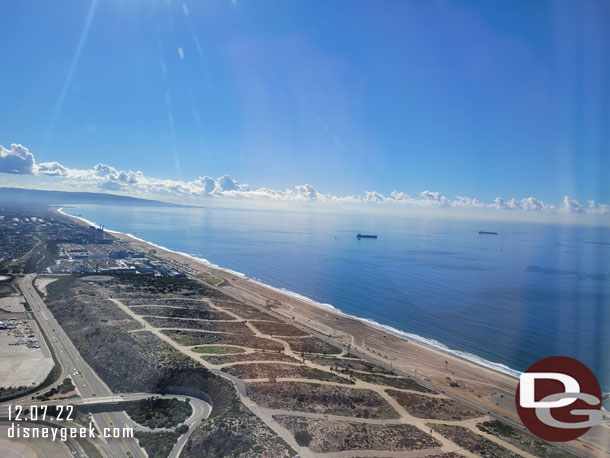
520,372,580,408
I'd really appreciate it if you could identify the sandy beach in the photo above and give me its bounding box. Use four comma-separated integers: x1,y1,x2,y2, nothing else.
59,209,610,456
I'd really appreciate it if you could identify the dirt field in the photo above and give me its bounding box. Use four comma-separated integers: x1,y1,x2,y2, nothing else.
33,277,57,296
0,321,53,390
0,296,26,314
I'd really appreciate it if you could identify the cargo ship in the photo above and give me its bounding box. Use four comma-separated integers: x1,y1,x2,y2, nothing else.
357,233,378,239
478,231,498,235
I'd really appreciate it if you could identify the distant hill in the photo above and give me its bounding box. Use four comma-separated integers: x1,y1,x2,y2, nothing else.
0,187,198,208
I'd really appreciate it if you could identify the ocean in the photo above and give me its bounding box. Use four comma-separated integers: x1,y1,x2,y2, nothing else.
62,204,610,397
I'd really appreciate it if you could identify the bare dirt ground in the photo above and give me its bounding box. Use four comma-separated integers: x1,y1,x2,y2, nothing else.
0,296,26,314
0,321,53,390
34,277,57,296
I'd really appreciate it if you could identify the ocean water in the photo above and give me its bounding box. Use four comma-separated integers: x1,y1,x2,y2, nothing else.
63,204,610,396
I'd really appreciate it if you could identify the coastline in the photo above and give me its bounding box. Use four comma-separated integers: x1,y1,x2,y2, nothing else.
55,207,610,455
57,208,522,410
57,207,522,378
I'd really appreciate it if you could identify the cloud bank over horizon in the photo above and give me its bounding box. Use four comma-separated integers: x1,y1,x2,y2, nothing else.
1,143,608,217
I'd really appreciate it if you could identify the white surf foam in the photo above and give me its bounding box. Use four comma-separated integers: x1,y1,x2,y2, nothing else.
59,206,523,380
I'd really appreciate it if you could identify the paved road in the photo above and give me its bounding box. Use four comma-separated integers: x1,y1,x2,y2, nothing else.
33,390,212,456
16,274,145,458
10,274,213,458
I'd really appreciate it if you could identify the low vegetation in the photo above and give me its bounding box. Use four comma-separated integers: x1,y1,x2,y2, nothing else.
357,373,436,392
305,355,394,374
130,306,231,321
182,402,295,458
115,275,229,299
163,330,283,351
143,316,252,334
210,300,282,321
477,420,577,457
125,397,192,429
275,415,441,453
200,352,299,365
196,274,223,286
192,346,247,354
247,381,399,419
388,391,481,420
24,239,58,273
249,321,308,337
36,378,76,401
135,430,182,458
222,363,353,384
119,297,207,307
429,424,521,458
284,337,342,355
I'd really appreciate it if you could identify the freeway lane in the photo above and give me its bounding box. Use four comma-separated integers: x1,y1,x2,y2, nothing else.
16,274,145,458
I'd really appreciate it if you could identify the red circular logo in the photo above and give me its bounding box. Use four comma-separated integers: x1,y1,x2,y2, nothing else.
516,356,602,442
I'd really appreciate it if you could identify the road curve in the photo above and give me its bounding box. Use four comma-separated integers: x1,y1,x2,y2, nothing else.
10,274,211,458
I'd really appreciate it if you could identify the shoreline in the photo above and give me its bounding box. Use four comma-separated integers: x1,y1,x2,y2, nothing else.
57,208,525,413
58,207,522,380
55,207,610,455
54,206,607,410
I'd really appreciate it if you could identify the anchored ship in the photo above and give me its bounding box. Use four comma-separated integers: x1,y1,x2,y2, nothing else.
357,233,378,239
478,231,498,235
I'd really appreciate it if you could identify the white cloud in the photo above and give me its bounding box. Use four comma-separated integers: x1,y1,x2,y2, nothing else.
489,196,554,212
214,174,249,193
37,161,69,176
0,142,608,219
452,196,484,208
293,184,319,201
587,200,610,215
0,144,36,174
364,191,385,202
390,191,411,201
419,191,450,207
559,195,583,214
194,176,216,195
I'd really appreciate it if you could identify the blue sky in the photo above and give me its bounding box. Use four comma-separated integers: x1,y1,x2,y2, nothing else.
0,0,608,209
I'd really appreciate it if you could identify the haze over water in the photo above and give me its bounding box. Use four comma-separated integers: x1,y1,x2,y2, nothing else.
65,204,610,394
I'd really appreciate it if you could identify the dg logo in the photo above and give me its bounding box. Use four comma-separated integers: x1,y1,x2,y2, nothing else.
516,356,602,442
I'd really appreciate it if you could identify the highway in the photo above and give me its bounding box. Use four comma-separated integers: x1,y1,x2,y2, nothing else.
16,274,146,458
12,274,213,458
